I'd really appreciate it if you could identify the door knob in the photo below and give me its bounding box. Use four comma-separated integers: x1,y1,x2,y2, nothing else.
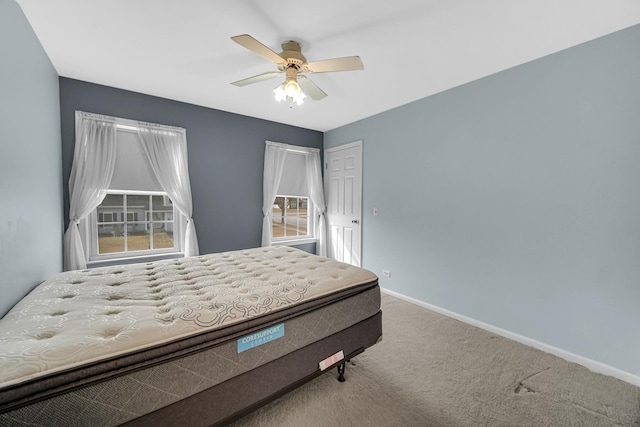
352,219,359,224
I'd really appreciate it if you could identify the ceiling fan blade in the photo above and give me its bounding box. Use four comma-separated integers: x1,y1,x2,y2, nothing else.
298,75,327,100
305,56,364,73
231,34,284,65
231,71,282,87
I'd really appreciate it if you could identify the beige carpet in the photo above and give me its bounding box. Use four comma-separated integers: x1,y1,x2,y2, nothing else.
230,294,640,426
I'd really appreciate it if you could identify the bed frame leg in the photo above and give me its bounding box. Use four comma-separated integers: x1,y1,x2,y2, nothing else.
337,361,346,382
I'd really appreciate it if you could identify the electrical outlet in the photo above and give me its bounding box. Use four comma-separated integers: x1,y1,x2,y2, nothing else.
382,269,391,278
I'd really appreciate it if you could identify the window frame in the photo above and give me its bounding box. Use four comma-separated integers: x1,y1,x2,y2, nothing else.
271,194,315,245
86,189,183,264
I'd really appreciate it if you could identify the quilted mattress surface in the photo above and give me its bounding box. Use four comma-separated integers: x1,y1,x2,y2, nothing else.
0,246,377,389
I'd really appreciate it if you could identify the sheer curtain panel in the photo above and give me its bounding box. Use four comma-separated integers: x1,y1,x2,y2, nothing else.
306,150,328,256
262,142,288,246
64,112,117,271
136,127,199,257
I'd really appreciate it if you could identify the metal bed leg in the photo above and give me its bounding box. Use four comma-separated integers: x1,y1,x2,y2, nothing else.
337,361,346,382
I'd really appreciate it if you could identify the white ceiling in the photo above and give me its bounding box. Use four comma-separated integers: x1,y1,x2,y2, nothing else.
16,0,640,132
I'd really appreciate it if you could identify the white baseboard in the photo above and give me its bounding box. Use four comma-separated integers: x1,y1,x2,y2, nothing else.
381,287,640,388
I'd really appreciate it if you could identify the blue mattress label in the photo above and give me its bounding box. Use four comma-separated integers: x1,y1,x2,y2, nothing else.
237,323,285,353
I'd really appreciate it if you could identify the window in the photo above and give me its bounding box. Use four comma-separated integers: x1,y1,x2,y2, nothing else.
82,126,184,264
95,192,177,255
66,111,197,271
262,141,326,252
270,149,314,243
272,196,309,239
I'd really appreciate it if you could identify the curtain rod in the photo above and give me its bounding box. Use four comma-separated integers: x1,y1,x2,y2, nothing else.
76,111,186,135
265,140,320,154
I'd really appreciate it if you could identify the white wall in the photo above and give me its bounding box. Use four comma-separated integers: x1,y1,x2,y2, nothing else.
325,24,640,377
0,0,62,317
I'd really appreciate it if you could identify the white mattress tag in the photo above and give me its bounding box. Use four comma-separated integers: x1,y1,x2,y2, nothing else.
319,350,344,371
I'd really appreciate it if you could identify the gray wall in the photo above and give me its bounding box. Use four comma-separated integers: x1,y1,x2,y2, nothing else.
0,0,62,317
59,78,322,256
325,24,640,376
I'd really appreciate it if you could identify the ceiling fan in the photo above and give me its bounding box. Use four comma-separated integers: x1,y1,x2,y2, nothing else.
230,34,364,105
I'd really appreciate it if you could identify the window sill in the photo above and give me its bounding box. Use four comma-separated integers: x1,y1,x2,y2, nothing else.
272,238,318,247
87,252,184,268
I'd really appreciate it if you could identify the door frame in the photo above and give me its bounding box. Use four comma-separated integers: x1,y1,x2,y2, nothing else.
324,140,363,266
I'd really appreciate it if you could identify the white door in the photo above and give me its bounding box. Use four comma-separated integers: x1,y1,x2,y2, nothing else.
324,141,362,266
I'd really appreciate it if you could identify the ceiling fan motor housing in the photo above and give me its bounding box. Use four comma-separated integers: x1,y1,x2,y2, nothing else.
279,40,306,70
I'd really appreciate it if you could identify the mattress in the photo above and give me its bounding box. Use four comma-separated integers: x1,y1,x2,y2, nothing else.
0,246,380,425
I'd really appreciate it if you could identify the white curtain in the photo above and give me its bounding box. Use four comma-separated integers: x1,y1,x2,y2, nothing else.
306,150,328,257
262,142,288,246
64,112,117,271
136,127,199,257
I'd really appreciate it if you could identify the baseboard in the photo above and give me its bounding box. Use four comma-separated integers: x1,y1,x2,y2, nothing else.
381,287,640,388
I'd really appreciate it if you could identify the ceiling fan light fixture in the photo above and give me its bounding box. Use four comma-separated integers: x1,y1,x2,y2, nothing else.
293,90,306,106
284,79,301,98
273,84,287,102
273,81,305,105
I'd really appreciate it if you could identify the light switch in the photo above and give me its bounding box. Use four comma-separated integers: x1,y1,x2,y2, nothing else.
373,207,379,217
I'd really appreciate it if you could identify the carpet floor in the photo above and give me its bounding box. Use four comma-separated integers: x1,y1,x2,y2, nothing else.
230,293,640,426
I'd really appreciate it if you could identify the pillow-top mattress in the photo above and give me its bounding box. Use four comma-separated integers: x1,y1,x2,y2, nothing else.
0,246,377,391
